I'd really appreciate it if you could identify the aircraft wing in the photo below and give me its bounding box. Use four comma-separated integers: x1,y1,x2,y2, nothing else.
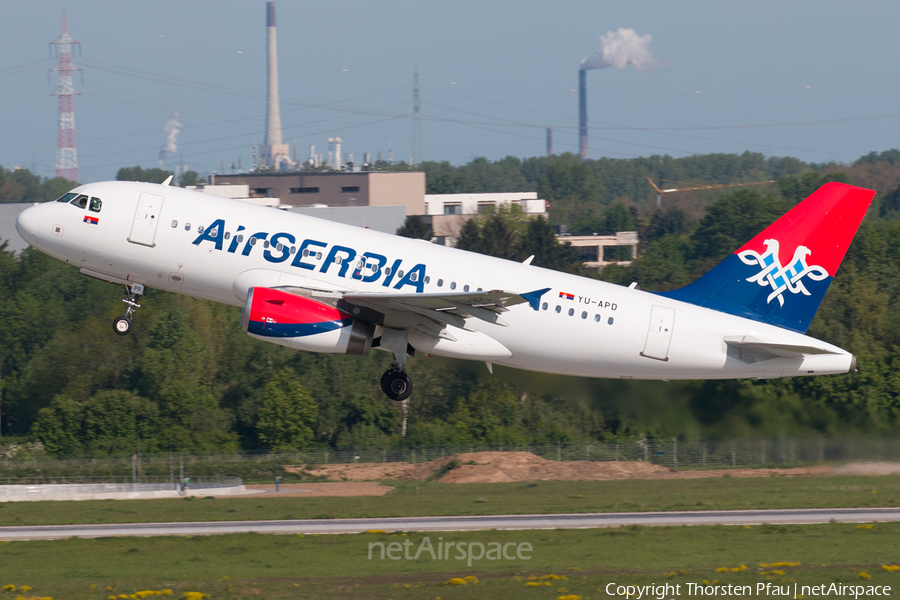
724,336,841,362
342,287,550,330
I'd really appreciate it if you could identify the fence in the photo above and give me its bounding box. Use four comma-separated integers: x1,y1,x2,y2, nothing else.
1,439,899,474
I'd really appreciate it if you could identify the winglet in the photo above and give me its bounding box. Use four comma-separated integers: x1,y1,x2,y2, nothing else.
161,175,173,186
520,287,550,311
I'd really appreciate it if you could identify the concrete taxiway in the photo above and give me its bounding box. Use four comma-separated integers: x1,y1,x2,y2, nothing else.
1,507,898,540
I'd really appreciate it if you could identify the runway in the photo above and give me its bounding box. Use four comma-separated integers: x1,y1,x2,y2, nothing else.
1,507,899,540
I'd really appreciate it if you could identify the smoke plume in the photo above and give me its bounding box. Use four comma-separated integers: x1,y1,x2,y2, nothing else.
580,28,664,71
158,114,182,160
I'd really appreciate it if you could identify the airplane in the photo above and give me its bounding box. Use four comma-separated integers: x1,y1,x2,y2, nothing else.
15,180,874,401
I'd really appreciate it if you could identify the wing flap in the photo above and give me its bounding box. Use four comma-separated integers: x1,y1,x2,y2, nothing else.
343,288,550,327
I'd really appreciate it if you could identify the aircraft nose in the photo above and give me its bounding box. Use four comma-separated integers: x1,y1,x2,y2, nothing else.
15,204,43,242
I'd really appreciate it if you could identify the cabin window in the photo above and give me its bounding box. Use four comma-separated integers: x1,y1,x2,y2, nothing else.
541,302,548,311
581,311,588,319
568,308,574,317
410,272,417,282
594,314,600,322
56,192,77,203
608,317,614,325
464,285,470,292
397,270,404,278
335,256,342,265
263,240,270,249
184,223,191,231
276,243,283,252
224,232,231,240
197,225,205,235
249,237,257,246
237,234,243,243
171,220,178,228
303,248,309,257
477,288,483,292
437,279,444,287
555,305,561,313
89,197,102,212
210,228,218,237
290,247,296,254
384,267,392,276
424,276,430,284
450,282,457,290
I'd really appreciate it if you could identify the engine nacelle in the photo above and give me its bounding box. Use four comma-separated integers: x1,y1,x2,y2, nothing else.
241,287,374,355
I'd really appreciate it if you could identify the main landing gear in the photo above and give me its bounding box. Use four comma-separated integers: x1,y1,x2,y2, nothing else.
377,327,413,401
113,282,145,336
380,363,412,402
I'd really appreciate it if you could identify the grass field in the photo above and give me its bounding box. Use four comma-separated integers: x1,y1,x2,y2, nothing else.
1,522,899,598
0,475,898,527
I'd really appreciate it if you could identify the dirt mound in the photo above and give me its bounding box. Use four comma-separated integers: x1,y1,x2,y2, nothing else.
439,452,675,483
301,452,675,483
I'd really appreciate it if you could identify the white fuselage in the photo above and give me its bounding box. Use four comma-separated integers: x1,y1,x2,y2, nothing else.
16,181,854,380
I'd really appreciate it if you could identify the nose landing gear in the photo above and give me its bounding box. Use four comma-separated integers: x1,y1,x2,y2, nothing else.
113,282,144,336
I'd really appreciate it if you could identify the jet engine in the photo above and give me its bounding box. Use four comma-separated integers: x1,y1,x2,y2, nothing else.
241,287,374,355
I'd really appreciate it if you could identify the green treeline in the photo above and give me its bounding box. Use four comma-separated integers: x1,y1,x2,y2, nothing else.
2,150,900,454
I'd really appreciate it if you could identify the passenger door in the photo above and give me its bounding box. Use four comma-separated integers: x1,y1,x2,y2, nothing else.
128,192,164,247
641,305,675,361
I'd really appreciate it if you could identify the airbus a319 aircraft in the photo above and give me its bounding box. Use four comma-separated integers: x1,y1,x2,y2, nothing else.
15,180,874,401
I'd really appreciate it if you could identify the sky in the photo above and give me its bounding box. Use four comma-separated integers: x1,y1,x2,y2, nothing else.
3,0,900,184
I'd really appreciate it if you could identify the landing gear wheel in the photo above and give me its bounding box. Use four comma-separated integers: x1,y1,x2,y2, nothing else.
113,316,133,336
381,369,413,401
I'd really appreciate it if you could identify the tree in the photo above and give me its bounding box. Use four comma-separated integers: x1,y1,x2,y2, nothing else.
82,390,159,453
256,368,318,451
179,170,204,187
396,215,433,240
116,166,173,184
30,395,83,454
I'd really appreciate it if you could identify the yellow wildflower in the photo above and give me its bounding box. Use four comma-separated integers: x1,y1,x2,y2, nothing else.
463,576,478,583
759,562,800,568
19,588,31,593
2,586,15,592
366,529,387,534
855,525,873,530
445,578,467,587
525,582,542,588
858,572,871,580
882,564,900,572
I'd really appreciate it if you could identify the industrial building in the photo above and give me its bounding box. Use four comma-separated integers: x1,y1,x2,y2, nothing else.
211,171,425,214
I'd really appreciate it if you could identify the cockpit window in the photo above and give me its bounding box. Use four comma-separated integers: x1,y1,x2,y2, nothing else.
56,192,77,203
89,197,102,213
69,194,88,209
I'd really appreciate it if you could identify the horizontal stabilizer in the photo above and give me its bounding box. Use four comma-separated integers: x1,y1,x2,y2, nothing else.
724,335,840,361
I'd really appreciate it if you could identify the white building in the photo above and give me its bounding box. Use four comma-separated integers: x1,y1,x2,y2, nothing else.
423,192,546,246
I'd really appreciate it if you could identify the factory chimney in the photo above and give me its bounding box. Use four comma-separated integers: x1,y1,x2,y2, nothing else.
578,69,587,161
546,127,553,157
259,2,291,170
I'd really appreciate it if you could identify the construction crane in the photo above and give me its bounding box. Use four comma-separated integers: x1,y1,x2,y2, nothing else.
646,177,776,209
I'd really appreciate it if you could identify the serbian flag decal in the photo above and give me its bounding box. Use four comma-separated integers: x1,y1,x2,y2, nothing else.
559,291,574,300
83,215,99,226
